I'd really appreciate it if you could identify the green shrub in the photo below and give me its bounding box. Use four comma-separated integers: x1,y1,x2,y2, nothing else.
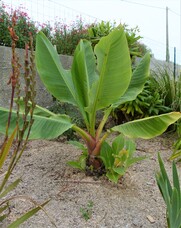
52,17,90,55
88,20,115,47
0,3,38,48
40,22,53,42
151,66,181,161
124,25,142,64
0,3,11,46
112,76,171,123
150,66,181,111
88,21,151,64
0,1,151,60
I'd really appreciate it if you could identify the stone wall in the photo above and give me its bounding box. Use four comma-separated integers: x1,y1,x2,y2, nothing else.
0,46,73,108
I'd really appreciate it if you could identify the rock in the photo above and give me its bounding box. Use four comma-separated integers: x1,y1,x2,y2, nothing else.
147,215,155,223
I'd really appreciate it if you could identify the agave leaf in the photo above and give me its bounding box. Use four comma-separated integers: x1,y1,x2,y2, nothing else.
172,162,181,203
36,32,76,105
170,150,181,160
171,188,179,226
0,213,8,222
112,112,181,139
0,204,9,214
156,154,181,228
157,153,172,199
0,179,21,199
165,181,173,217
7,200,50,228
0,204,9,222
156,173,169,205
174,207,181,228
0,127,17,169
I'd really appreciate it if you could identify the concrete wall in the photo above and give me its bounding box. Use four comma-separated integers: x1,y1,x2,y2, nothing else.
135,56,181,77
0,46,73,108
150,58,181,77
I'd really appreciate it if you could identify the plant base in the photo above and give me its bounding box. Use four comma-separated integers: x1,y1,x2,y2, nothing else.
85,157,106,177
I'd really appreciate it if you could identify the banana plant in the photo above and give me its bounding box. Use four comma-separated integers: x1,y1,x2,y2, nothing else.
0,27,181,177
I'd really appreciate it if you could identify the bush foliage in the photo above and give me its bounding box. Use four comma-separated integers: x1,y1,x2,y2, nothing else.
0,1,150,57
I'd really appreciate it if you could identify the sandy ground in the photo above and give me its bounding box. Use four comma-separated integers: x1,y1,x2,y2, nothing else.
1,134,181,228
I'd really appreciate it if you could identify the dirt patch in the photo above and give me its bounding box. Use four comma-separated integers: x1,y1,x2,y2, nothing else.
1,134,181,228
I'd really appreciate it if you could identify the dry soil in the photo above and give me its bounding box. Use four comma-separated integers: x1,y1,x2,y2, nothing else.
1,134,181,228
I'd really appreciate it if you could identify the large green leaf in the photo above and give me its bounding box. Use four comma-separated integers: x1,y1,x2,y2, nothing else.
112,112,181,139
71,40,98,126
0,107,73,139
36,32,76,105
113,52,150,107
17,98,56,118
72,40,98,105
89,27,132,111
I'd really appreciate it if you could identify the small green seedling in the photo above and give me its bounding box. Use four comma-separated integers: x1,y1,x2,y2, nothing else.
80,200,94,221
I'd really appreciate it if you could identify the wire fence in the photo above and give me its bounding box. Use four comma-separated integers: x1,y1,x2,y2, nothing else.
2,0,100,26
1,0,181,108
1,0,181,65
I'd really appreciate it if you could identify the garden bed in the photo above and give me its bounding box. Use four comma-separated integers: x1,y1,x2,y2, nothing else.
2,134,180,228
